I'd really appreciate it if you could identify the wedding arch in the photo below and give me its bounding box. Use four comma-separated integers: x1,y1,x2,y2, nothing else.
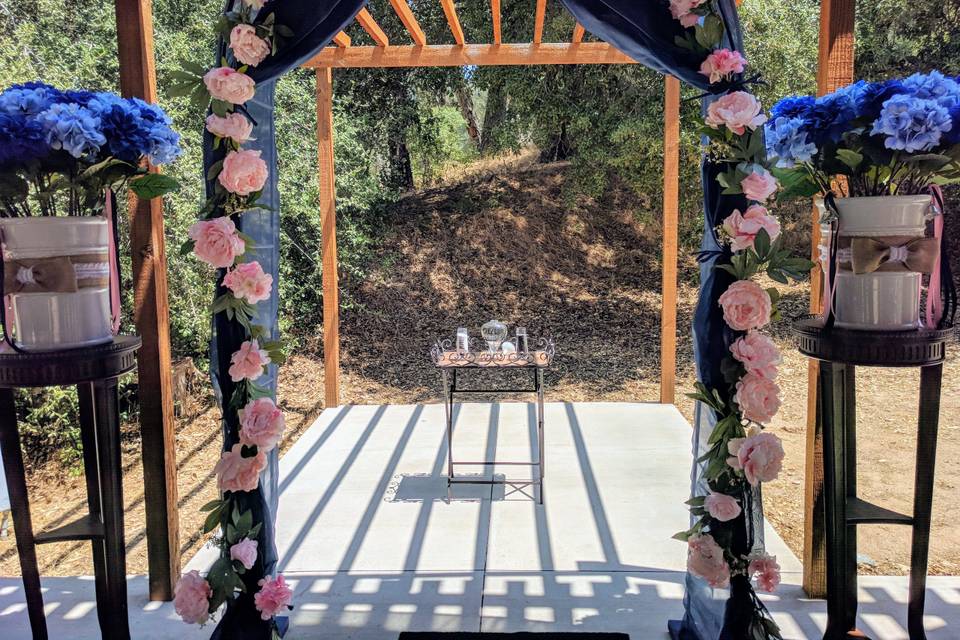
114,0,837,638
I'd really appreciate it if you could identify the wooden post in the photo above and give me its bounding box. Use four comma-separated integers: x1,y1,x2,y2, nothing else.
804,0,855,598
660,76,680,405
316,67,340,408
113,0,179,602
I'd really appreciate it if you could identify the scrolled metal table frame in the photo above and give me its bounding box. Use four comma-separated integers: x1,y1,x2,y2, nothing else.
793,317,954,640
0,336,140,640
431,336,554,504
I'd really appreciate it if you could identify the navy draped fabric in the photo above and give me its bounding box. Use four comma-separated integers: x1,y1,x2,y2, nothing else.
204,1,367,638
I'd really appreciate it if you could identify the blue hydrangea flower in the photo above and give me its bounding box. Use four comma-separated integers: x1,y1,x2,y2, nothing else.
804,92,859,145
946,104,960,145
856,79,905,120
770,95,815,120
37,103,106,158
131,98,182,165
0,112,48,168
765,116,818,168
0,82,62,116
901,71,960,110
871,94,953,152
87,93,151,162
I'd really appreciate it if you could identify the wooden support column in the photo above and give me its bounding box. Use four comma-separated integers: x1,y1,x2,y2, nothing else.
659,76,680,406
804,0,855,598
316,67,340,408
113,0,179,602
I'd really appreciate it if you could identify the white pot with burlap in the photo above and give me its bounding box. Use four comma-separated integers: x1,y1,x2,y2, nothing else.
0,216,113,351
817,195,939,331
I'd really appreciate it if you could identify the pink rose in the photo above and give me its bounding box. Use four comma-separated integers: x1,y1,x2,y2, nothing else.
230,24,271,67
224,261,273,304
229,339,270,382
730,331,781,379
718,280,772,331
728,431,785,485
189,217,245,269
722,204,781,252
678,12,700,27
700,49,747,84
218,149,268,196
230,537,259,570
741,167,779,202
687,533,730,588
254,574,293,621
669,0,706,24
735,373,782,425
174,570,212,625
215,443,267,493
703,491,741,522
206,112,254,144
705,91,767,135
203,67,256,105
749,553,782,593
239,397,285,452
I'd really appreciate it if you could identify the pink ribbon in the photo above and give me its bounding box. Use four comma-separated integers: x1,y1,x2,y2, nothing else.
925,185,945,329
104,191,121,334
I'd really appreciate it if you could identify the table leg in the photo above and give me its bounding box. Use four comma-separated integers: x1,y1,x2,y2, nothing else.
443,370,453,500
536,368,545,505
0,388,47,640
77,383,109,634
908,362,942,640
92,379,130,640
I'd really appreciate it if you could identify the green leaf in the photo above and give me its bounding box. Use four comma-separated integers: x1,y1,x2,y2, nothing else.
129,173,180,199
836,148,864,171
771,166,821,201
203,505,224,534
753,227,771,260
199,499,223,512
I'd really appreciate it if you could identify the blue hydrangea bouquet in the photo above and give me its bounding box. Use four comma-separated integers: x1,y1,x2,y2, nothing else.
0,81,181,217
766,71,960,198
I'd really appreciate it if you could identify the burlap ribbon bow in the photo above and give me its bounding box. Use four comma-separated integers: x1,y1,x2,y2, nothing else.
850,237,940,275
3,257,79,294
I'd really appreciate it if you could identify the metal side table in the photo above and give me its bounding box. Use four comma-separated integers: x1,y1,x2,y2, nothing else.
0,336,140,640
794,318,953,640
431,335,554,504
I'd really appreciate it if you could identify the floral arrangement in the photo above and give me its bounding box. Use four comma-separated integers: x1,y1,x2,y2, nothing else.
170,0,292,634
667,2,815,638
0,81,180,216
766,71,960,197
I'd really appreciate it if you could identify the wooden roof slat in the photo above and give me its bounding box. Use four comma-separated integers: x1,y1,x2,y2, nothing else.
573,23,585,43
388,0,427,46
306,43,636,68
332,31,351,47
492,0,502,45
356,8,390,47
440,0,466,45
534,0,547,44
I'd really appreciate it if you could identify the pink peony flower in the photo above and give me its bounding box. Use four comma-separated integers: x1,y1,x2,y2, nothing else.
218,149,268,196
229,339,270,382
735,373,782,424
730,331,781,379
703,491,742,522
722,204,781,252
230,537,259,570
189,217,245,269
728,430,785,485
669,0,706,25
205,112,254,144
741,167,779,202
254,574,293,621
718,280,772,331
687,533,730,588
203,67,256,105
700,49,747,84
679,12,700,27
174,570,212,625
215,443,267,493
705,91,767,135
230,24,271,67
749,553,782,593
223,261,273,304
239,397,285,452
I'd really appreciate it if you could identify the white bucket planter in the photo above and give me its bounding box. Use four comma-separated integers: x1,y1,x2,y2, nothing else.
818,195,933,331
0,217,113,351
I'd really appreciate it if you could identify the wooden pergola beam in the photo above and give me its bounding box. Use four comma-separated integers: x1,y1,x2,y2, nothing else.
305,42,635,68
389,0,427,46
534,0,547,44
316,67,340,408
804,0,855,600
659,76,680,406
491,0,502,45
333,31,352,48
356,7,390,47
572,23,585,44
440,0,466,45
113,0,179,603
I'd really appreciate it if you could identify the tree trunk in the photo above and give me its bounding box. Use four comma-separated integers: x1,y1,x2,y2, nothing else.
455,86,481,149
539,121,573,163
480,81,508,155
386,138,415,191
